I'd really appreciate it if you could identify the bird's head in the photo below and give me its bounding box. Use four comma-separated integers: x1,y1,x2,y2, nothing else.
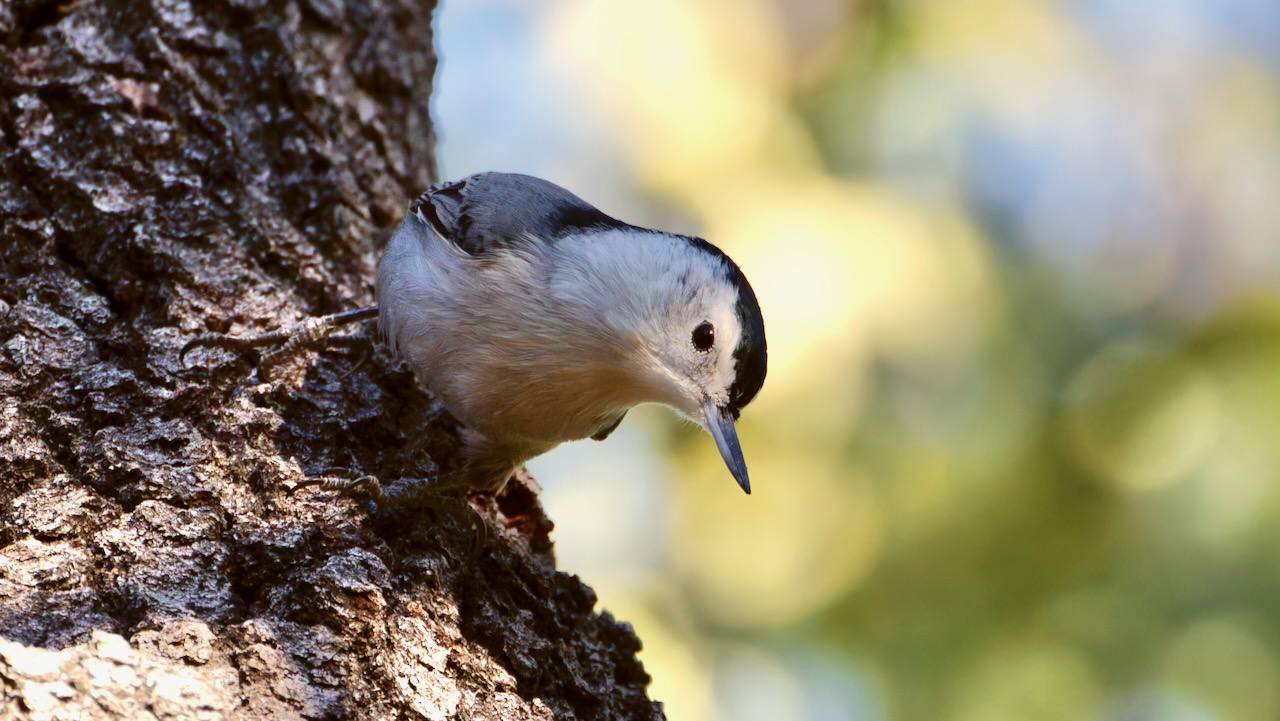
635,234,767,494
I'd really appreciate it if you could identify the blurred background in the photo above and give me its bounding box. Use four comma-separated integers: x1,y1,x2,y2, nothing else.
432,1,1280,719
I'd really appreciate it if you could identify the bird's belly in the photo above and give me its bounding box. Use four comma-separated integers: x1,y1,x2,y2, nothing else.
378,229,639,447
435,361,634,446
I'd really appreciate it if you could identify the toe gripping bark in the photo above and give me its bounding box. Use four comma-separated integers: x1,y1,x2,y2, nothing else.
180,306,381,379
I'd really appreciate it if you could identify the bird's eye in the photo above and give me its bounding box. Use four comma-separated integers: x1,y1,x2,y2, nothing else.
692,321,715,352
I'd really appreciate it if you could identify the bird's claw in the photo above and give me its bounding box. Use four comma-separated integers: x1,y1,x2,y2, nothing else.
179,306,379,378
179,332,270,366
291,473,387,502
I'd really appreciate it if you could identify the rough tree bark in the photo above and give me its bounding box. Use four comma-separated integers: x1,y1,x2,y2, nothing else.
0,1,663,719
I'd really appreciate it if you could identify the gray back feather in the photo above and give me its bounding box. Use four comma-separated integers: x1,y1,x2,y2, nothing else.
409,172,629,255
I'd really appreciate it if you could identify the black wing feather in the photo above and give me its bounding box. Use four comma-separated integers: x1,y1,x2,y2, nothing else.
590,411,628,441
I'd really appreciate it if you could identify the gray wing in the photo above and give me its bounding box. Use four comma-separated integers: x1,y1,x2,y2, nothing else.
409,172,629,255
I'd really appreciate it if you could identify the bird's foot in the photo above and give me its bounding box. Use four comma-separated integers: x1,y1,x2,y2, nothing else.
180,306,379,378
291,471,387,502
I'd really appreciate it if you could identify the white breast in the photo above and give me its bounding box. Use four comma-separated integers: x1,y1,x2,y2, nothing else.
376,220,648,447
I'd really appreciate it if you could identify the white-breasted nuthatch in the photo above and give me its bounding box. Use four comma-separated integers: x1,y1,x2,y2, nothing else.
382,172,767,494
185,172,767,496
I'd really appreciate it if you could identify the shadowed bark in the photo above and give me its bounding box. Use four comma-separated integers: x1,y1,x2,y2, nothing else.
0,1,663,718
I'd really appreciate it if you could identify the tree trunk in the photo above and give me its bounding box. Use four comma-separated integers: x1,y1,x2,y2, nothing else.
0,1,662,719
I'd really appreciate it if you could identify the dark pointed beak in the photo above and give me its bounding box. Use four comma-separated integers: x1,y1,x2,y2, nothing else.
704,401,751,494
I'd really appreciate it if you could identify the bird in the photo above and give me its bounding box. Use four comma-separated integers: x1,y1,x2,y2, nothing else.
184,172,767,498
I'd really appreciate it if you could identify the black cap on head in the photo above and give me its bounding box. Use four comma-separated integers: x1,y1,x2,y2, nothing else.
728,277,766,416
682,236,767,417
